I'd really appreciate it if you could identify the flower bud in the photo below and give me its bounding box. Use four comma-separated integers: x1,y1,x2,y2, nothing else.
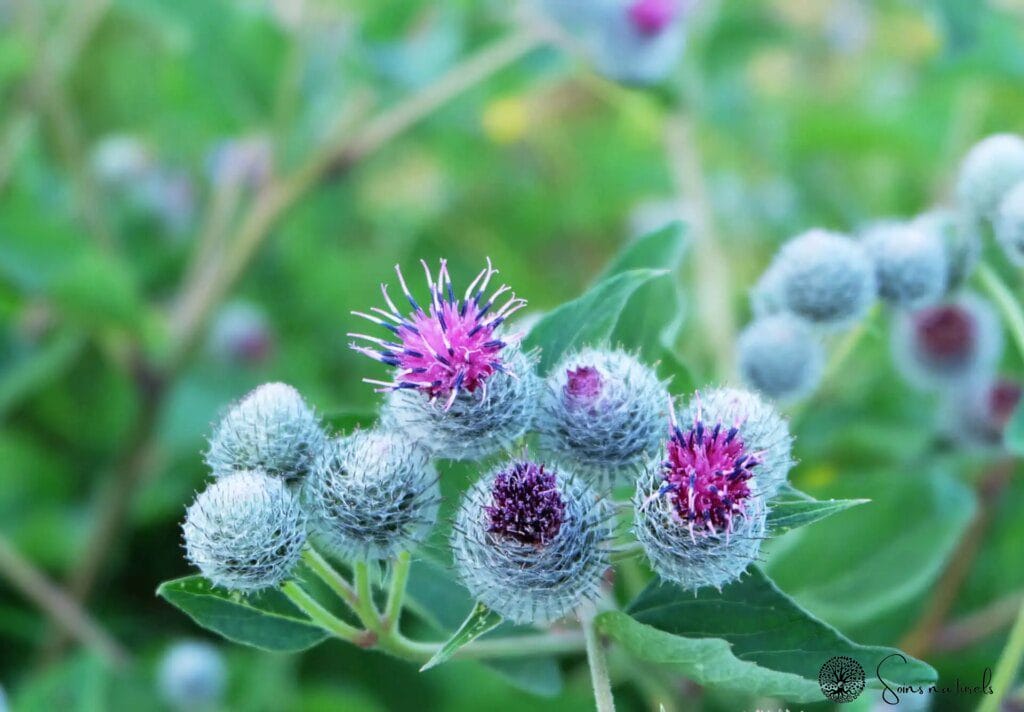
302,431,440,561
536,348,669,487
941,376,1022,449
634,397,769,591
738,314,824,402
996,180,1024,266
912,209,980,292
861,220,947,308
891,293,1003,390
206,382,325,483
452,460,612,624
591,0,687,86
158,640,226,711
760,229,877,329
956,133,1024,223
183,470,306,592
209,301,274,365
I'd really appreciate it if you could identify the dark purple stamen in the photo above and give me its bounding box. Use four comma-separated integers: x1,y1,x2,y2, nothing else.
486,461,565,547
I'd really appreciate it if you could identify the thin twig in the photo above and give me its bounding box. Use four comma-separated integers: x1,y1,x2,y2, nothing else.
933,591,1024,653
0,535,129,666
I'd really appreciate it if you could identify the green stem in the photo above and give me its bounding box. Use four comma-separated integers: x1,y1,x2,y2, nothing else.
383,552,411,631
583,613,616,712
302,548,360,612
375,629,587,663
353,561,381,632
281,581,363,642
979,597,1024,712
978,262,1024,362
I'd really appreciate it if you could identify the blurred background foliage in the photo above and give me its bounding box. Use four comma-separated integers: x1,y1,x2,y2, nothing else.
1,0,1024,709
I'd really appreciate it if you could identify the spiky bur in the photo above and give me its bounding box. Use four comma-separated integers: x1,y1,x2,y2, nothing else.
891,293,1004,391
302,431,440,561
452,460,612,624
680,388,793,499
738,314,824,403
353,259,537,460
633,397,768,591
158,640,226,712
536,348,669,488
941,377,1023,449
591,0,687,86
996,181,1024,267
956,133,1024,224
205,383,325,483
861,221,948,309
758,229,877,329
183,470,306,592
912,209,980,292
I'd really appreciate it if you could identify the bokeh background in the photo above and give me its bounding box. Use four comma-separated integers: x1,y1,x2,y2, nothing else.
1,0,1024,709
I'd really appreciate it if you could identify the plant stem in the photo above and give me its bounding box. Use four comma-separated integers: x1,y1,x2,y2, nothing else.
302,548,360,612
373,628,588,663
383,552,412,631
0,535,129,666
353,561,381,632
980,597,1024,712
583,612,617,712
978,262,1024,362
281,581,363,642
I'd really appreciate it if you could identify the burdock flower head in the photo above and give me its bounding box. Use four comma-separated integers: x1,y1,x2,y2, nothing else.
738,313,824,403
942,377,1023,448
861,220,948,309
355,259,539,460
891,293,1003,390
302,430,440,561
452,460,612,624
634,391,779,591
912,209,980,293
592,0,687,86
957,133,1024,224
536,347,669,487
158,640,226,712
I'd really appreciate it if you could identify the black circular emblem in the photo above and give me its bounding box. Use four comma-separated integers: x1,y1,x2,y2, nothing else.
818,656,866,703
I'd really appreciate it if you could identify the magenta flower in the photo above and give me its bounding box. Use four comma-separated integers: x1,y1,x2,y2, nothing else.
564,365,604,404
350,258,527,409
628,0,679,36
652,396,759,541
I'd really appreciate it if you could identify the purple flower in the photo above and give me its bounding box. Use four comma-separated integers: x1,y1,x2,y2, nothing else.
913,304,978,369
655,396,758,540
564,365,604,403
485,461,565,547
628,0,679,36
350,258,527,409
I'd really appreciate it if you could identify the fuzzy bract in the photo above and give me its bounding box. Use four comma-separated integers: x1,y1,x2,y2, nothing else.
380,344,539,460
205,382,325,483
891,293,1003,391
536,348,668,487
633,397,768,591
738,314,824,402
591,0,687,85
861,221,947,308
956,133,1024,223
761,229,877,329
183,470,306,592
996,181,1024,267
158,640,226,711
912,209,980,292
302,430,440,561
452,460,612,624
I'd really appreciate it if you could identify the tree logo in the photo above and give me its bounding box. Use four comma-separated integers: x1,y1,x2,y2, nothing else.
818,656,866,703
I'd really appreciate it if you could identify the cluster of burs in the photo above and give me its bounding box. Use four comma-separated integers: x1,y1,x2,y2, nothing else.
738,133,1024,446
182,264,794,627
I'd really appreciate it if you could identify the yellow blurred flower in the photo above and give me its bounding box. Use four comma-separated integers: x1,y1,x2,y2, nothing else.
799,463,838,490
482,96,529,145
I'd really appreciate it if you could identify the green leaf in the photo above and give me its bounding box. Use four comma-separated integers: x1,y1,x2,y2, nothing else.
404,556,563,696
602,223,688,360
1006,400,1024,456
768,483,868,535
601,567,935,703
157,576,330,652
766,468,976,630
420,602,503,671
524,268,669,374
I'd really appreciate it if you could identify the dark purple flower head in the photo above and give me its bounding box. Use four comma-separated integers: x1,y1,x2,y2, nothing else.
989,378,1023,429
350,259,527,409
654,396,758,540
914,304,977,365
486,461,565,547
564,365,604,404
628,0,679,36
